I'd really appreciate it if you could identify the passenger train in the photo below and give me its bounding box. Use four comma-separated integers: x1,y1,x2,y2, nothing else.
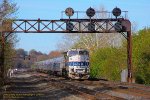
35,49,90,79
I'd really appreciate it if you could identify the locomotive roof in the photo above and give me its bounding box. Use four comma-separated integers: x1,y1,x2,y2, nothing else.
68,49,88,51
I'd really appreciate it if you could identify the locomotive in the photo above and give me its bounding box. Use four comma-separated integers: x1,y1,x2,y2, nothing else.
35,49,90,79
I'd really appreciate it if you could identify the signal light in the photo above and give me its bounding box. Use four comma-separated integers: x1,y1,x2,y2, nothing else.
112,7,121,18
65,7,74,17
87,22,95,31
66,22,74,31
114,22,123,32
86,7,95,18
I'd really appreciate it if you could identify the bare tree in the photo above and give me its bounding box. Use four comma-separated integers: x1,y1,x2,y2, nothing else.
0,0,18,84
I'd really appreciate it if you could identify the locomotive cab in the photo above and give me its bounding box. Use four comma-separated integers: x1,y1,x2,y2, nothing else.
67,49,90,79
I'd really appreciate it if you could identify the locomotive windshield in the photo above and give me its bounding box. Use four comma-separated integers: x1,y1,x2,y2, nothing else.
68,51,78,56
79,51,89,55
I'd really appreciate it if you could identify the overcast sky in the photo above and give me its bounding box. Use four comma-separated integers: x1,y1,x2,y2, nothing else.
13,0,150,54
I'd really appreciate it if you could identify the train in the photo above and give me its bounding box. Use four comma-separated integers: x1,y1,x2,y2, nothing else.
34,49,90,79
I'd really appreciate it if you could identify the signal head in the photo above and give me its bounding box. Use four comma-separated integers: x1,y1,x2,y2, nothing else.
86,7,95,18
88,22,95,31
112,7,121,17
65,7,74,17
114,22,123,32
66,22,74,31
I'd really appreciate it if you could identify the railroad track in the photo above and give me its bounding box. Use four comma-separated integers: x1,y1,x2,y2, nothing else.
46,80,119,99
1,71,150,100
66,79,150,99
31,72,150,99
45,73,150,100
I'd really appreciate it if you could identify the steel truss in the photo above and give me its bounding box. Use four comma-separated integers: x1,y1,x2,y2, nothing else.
3,18,127,33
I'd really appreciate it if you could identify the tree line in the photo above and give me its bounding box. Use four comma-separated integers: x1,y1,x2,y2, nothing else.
13,49,61,69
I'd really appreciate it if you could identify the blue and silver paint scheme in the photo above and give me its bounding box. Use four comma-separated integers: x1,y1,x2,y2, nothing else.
35,49,90,79
67,49,90,79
